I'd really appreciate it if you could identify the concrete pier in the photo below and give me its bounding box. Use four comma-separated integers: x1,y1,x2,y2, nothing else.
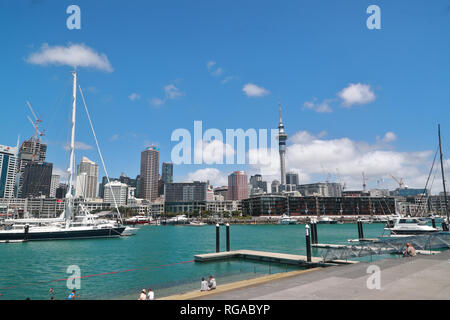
194,249,450,300
194,249,356,266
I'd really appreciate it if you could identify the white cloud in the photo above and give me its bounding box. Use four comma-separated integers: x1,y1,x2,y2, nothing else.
206,61,216,71
338,83,375,107
52,167,69,182
242,83,270,98
110,134,119,141
164,84,183,100
211,67,223,76
186,168,228,186
382,132,397,143
128,93,141,101
149,84,184,107
27,43,113,72
221,76,235,84
64,141,93,151
149,97,165,107
303,98,333,113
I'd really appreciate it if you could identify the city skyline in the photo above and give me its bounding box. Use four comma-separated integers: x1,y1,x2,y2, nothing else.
1,1,449,193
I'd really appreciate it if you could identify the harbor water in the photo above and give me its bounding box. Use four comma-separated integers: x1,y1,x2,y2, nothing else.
0,223,395,300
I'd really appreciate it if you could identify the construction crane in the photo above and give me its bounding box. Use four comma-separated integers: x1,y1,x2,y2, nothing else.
335,168,346,191
389,174,404,189
26,101,44,162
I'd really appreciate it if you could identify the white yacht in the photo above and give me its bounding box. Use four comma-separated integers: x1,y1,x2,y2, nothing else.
385,217,438,236
317,216,337,224
165,214,189,225
279,214,297,225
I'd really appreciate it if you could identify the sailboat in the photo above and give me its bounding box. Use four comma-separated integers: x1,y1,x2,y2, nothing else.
0,71,125,242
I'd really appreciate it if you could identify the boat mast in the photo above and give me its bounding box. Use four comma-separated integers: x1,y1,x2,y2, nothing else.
65,70,77,228
438,124,449,224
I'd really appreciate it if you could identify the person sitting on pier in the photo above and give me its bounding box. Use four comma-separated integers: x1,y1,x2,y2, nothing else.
403,243,416,257
208,275,216,290
200,277,209,291
138,289,147,300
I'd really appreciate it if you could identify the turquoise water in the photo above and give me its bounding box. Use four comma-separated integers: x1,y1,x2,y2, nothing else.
0,223,391,300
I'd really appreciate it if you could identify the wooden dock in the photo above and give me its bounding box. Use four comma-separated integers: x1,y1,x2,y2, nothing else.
194,249,357,266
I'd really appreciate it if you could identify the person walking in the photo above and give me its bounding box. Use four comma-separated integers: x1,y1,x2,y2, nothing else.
138,289,147,300
200,277,209,291
147,288,155,300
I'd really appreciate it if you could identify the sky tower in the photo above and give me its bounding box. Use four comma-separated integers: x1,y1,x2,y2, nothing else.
277,97,288,186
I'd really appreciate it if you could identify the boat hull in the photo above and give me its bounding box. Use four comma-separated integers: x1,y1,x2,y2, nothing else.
0,227,126,241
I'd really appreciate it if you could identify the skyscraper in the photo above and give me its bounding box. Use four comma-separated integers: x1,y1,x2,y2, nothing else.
227,171,248,200
16,137,47,197
0,144,18,199
277,98,288,186
76,157,98,199
104,181,128,207
139,146,159,201
21,162,53,198
50,174,60,198
286,172,299,186
160,162,173,195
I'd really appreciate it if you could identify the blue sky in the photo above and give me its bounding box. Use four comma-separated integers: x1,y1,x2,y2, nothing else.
1,1,449,192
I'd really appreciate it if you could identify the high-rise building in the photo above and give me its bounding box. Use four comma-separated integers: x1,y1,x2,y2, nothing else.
104,181,128,207
162,162,173,184
139,146,159,201
76,157,98,199
249,174,268,194
227,171,248,200
286,172,299,186
160,162,173,195
21,162,53,198
0,144,18,199
50,174,60,198
16,137,47,197
271,180,280,193
56,183,68,199
277,98,288,186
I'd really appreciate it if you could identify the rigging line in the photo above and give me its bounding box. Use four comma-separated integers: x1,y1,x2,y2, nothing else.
417,146,439,216
78,85,122,225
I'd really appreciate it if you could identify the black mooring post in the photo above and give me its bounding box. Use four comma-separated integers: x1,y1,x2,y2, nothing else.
314,221,318,244
360,220,365,240
442,221,449,232
305,224,312,263
357,220,362,239
432,218,436,229
24,224,29,241
226,223,230,252
216,223,220,252
309,222,315,244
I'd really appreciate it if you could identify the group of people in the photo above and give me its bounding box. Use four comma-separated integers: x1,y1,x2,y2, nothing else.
200,275,216,291
138,288,155,300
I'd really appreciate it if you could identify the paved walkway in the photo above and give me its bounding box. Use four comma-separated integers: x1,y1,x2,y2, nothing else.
194,250,450,300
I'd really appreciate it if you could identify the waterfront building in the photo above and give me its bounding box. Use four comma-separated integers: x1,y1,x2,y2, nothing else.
139,146,159,201
50,174,60,198
104,181,128,207
21,162,53,198
0,144,18,199
76,157,99,199
297,182,342,197
55,183,68,199
391,188,429,197
227,171,248,200
242,195,395,217
165,181,208,202
250,174,268,195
